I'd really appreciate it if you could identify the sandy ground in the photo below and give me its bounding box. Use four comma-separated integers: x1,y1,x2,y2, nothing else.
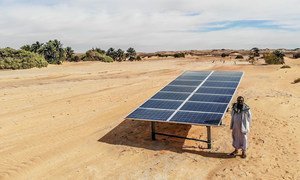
0,58,299,179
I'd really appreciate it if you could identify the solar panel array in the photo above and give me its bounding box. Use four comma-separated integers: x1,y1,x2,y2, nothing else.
126,71,243,126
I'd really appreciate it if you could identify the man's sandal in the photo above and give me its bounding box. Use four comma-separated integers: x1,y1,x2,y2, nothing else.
228,151,238,157
241,152,247,159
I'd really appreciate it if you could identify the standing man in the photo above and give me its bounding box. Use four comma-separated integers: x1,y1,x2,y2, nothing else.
229,96,252,158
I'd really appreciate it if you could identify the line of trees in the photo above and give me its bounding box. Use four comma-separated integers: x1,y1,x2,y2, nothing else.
0,39,142,70
20,39,141,64
21,40,67,64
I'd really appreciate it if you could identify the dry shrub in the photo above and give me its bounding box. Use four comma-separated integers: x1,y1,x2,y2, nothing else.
263,51,285,64
293,52,300,59
235,55,244,59
280,65,291,69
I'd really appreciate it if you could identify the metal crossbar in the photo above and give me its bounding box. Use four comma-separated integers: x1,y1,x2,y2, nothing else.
150,122,212,149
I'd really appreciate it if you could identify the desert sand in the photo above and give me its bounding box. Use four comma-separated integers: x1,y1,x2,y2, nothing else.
0,57,299,179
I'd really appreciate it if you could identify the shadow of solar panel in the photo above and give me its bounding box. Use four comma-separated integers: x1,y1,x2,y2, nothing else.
212,71,243,76
169,80,201,86
190,94,232,103
161,85,196,92
203,81,238,88
151,92,190,100
182,71,211,76
208,76,241,82
181,102,227,113
127,108,174,121
177,75,207,80
141,99,183,110
170,111,222,125
197,87,235,95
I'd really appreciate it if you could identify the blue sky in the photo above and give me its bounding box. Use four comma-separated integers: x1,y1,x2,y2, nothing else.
0,0,299,52
199,20,285,32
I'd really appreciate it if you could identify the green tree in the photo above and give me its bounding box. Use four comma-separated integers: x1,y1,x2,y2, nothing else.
106,47,117,60
38,43,58,64
116,49,125,61
38,39,65,64
51,39,65,60
94,47,106,54
251,47,260,57
20,45,31,51
65,47,74,61
126,47,136,60
31,41,43,53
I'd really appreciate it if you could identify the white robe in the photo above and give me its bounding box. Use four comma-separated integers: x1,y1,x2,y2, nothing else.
230,104,252,150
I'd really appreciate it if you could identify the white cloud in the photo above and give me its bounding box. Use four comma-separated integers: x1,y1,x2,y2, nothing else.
0,0,299,52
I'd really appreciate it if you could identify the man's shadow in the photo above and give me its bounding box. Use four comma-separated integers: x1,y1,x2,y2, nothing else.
98,120,232,158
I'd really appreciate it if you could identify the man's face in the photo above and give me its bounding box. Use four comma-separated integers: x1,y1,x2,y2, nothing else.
237,98,244,105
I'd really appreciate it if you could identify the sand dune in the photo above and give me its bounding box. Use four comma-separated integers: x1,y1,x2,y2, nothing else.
0,58,299,179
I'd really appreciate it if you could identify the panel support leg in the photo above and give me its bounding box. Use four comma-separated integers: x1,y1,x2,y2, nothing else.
207,126,212,149
151,122,156,140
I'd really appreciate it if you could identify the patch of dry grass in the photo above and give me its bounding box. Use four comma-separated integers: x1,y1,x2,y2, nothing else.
280,65,291,69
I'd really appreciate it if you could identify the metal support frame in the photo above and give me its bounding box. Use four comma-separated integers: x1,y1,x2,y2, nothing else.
150,122,212,149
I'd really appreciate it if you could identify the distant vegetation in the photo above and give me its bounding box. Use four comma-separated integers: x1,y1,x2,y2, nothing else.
293,52,300,59
174,53,185,58
251,47,260,57
264,50,285,64
0,39,142,69
221,53,229,57
280,65,291,69
235,55,244,59
0,47,48,70
20,40,140,63
2,41,300,71
82,50,113,62
21,40,65,64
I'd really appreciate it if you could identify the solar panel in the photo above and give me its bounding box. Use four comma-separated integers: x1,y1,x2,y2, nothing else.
207,76,241,82
196,87,236,95
169,80,201,86
190,94,232,103
126,70,243,126
180,102,227,113
176,75,207,80
127,108,174,121
141,99,183,110
203,81,238,88
170,112,223,125
161,85,196,93
151,92,190,100
211,71,243,76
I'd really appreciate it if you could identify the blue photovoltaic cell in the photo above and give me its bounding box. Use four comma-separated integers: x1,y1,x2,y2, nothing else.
177,75,207,80
197,87,236,95
180,102,227,113
127,108,174,121
207,76,241,82
170,111,222,125
182,71,211,76
141,99,183,110
212,71,243,76
126,70,243,126
190,94,232,103
151,92,190,100
169,80,201,86
202,81,238,88
161,85,196,92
